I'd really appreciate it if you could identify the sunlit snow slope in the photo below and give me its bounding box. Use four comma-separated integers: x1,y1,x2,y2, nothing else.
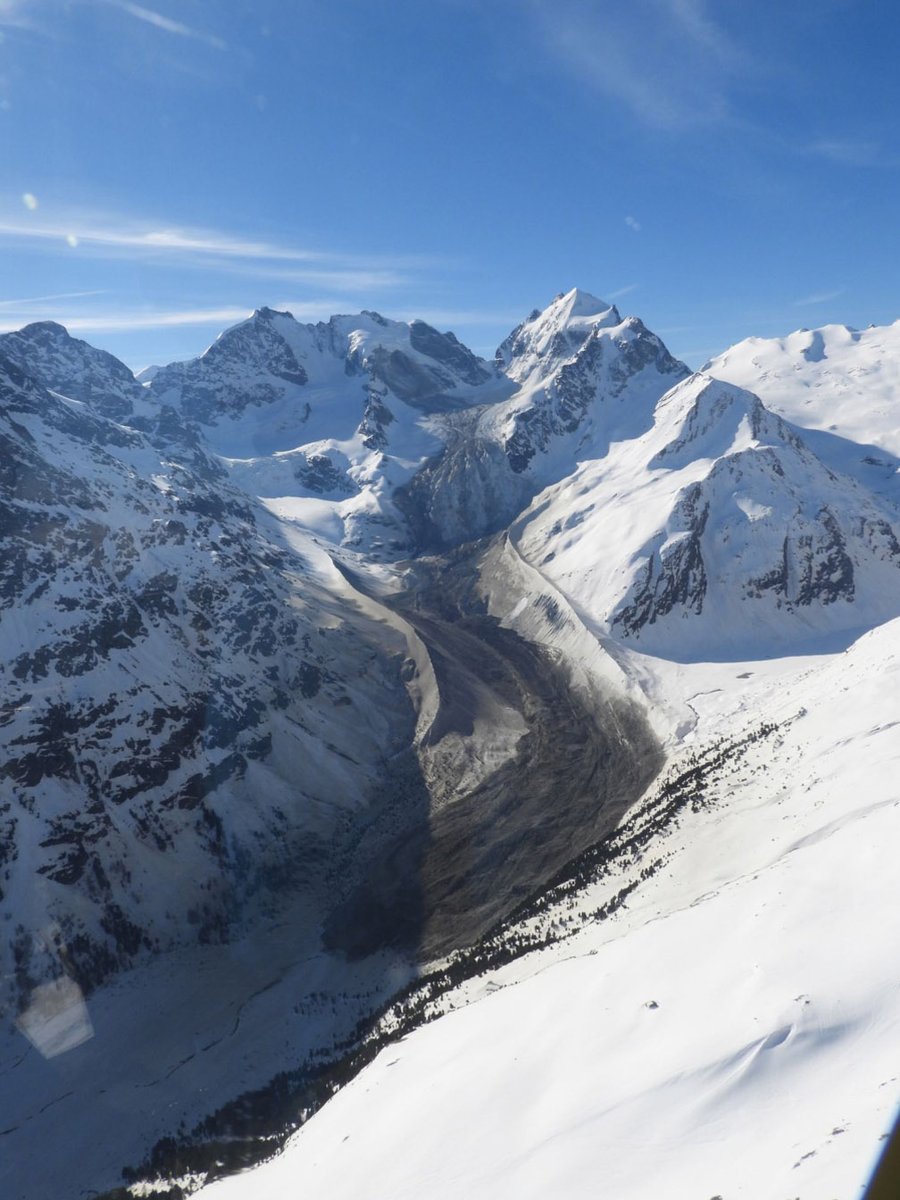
705,320,900,456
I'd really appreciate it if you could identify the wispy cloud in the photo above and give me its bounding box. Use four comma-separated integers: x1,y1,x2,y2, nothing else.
0,209,438,290
667,0,742,64
0,298,421,335
527,0,749,129
806,138,894,168
0,306,254,334
606,283,639,300
0,213,324,262
232,263,413,291
791,287,844,307
0,289,106,308
64,307,253,332
0,0,36,29
624,216,641,233
0,304,252,333
104,1,225,50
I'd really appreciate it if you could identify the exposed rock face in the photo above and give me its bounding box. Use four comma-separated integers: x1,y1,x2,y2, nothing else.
395,431,534,549
0,353,412,1008
612,484,710,637
0,321,146,422
150,307,310,425
358,388,395,450
408,320,492,386
746,506,857,608
503,318,686,472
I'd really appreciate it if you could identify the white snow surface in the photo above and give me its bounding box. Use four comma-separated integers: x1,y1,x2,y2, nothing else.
201,619,900,1200
144,305,517,556
705,320,900,457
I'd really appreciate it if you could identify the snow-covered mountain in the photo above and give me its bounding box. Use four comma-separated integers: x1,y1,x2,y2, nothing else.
0,319,152,422
401,289,689,547
137,291,687,556
1,296,898,1200
0,338,420,1011
515,371,900,658
145,305,511,557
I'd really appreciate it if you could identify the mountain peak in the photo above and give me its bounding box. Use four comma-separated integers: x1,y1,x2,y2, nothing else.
495,289,626,380
530,288,622,337
0,319,142,420
16,319,71,339
555,287,615,320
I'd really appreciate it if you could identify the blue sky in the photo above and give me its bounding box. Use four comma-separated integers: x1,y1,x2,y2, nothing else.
0,0,897,370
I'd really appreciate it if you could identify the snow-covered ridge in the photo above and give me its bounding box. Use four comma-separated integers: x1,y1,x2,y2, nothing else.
148,303,500,442
705,318,900,456
0,319,152,423
515,370,900,658
0,349,419,1010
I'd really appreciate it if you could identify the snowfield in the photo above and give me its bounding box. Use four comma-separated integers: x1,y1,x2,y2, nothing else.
704,320,900,457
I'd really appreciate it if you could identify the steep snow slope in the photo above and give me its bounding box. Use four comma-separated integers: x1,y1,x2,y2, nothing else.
199,618,900,1200
515,373,900,659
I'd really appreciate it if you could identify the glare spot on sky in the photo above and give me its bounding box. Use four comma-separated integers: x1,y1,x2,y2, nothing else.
66,234,79,248
22,192,38,210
